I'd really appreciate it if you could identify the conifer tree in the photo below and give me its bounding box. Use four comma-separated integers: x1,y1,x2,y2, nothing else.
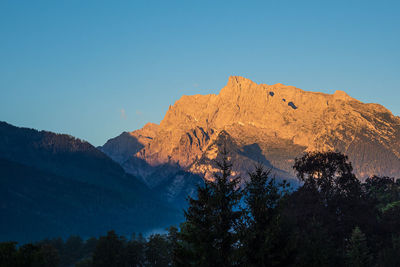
209,149,242,266
346,227,372,267
92,231,125,267
174,148,242,267
174,183,217,267
242,164,290,266
145,234,171,267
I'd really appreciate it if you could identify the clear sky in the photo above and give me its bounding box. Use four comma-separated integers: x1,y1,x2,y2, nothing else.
1,0,399,146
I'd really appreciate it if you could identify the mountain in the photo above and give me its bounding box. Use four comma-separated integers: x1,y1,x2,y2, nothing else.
0,121,181,243
101,76,400,197
101,123,204,208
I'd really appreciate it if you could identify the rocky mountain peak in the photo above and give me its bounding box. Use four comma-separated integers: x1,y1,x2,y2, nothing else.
102,76,400,186
333,90,353,101
227,75,257,87
130,122,159,138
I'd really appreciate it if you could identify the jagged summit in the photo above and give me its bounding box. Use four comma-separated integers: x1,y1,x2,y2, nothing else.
227,75,256,86
224,76,356,103
333,90,354,101
101,76,400,186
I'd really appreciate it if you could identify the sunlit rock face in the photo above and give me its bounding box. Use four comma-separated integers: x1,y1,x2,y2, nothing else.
102,76,400,187
101,122,158,164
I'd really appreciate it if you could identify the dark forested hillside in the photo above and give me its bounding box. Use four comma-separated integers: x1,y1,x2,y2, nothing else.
0,121,142,191
0,122,181,243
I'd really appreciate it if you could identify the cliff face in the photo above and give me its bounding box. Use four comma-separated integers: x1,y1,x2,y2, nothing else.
102,76,400,186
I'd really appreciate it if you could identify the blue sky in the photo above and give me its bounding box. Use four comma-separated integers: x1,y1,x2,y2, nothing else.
1,0,399,146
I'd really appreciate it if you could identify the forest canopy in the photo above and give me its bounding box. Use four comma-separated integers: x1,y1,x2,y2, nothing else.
2,151,400,267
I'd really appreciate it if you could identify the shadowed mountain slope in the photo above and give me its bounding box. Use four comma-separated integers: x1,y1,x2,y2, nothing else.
0,121,181,243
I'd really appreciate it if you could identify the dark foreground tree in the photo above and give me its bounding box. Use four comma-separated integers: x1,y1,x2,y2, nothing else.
92,230,125,267
346,227,372,267
0,242,17,267
174,183,215,266
210,150,242,266
8,242,60,267
124,233,146,266
62,235,84,266
293,151,360,201
241,164,291,266
292,151,367,241
284,151,373,265
174,149,242,267
145,233,171,267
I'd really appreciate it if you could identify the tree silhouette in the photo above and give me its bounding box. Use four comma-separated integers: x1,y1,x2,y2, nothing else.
174,148,241,267
346,227,372,267
92,231,125,267
293,151,365,242
241,164,290,266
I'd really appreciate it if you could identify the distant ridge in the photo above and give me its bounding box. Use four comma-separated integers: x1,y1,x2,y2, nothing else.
0,121,181,243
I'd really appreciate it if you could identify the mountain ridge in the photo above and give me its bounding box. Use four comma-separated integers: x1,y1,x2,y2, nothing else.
0,121,181,243
101,76,400,189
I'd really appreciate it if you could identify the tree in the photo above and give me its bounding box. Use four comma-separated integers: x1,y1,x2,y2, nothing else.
15,243,59,267
145,234,171,267
208,149,242,266
295,219,337,267
62,235,84,266
174,183,217,266
293,151,360,201
293,151,365,242
346,227,372,267
174,148,242,267
38,244,60,267
124,233,145,266
82,237,98,261
0,242,17,267
241,164,290,266
92,230,125,267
